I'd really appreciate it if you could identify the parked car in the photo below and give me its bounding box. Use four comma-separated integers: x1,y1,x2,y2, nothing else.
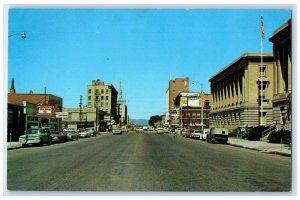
136,127,144,133
182,129,192,138
191,130,202,139
86,127,96,137
50,131,68,143
78,129,91,138
163,127,169,133
156,128,164,134
19,128,52,147
121,127,128,132
206,127,229,144
64,130,79,141
112,128,122,135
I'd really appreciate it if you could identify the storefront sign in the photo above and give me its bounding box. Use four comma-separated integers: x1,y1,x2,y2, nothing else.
55,112,69,118
36,105,54,116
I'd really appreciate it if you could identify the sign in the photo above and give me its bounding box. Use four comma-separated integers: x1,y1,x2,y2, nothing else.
36,105,54,116
181,92,201,107
55,112,69,118
48,100,61,105
169,109,179,117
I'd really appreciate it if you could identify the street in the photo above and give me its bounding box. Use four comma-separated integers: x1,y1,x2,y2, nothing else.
7,131,291,192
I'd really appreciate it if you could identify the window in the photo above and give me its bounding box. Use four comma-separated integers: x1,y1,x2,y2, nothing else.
106,102,108,106
95,89,99,94
88,96,91,100
101,89,104,94
259,65,267,76
106,89,108,94
205,100,210,107
106,96,109,100
101,96,104,100
88,89,92,94
95,96,98,100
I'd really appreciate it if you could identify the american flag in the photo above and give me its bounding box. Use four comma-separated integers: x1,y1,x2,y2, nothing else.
261,16,265,39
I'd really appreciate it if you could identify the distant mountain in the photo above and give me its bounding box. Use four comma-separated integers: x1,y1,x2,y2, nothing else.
131,119,148,126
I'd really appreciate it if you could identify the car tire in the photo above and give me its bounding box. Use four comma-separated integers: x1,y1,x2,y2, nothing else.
39,139,44,146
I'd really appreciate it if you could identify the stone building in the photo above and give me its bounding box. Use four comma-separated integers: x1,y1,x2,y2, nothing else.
209,53,274,130
269,19,292,130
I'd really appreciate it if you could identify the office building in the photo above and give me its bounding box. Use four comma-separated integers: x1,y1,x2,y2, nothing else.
209,53,274,130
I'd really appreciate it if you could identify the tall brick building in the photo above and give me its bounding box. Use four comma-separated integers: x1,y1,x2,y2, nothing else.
166,77,189,125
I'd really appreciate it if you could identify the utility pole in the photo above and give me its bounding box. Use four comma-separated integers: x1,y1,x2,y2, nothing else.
200,84,204,130
96,99,99,132
79,95,82,129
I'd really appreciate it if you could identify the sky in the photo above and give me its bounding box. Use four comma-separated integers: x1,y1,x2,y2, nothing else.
6,8,292,120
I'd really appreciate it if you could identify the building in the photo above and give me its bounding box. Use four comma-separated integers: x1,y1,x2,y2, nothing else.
269,19,292,130
117,80,128,126
209,53,274,130
86,80,118,123
8,79,63,139
166,77,189,126
118,104,128,126
174,92,211,129
61,107,107,131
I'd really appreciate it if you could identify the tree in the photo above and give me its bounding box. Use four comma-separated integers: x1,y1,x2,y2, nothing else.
148,115,162,127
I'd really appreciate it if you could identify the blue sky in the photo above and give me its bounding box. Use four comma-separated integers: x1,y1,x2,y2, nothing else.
7,8,291,119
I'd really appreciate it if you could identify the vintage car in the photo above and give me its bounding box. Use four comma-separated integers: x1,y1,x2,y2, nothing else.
19,128,52,147
50,131,68,143
156,128,164,134
64,130,79,141
112,128,122,135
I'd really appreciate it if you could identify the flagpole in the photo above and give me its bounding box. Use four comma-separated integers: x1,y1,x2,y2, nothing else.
260,16,264,126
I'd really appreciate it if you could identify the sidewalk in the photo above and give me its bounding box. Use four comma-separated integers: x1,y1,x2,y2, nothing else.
228,137,291,157
7,142,22,150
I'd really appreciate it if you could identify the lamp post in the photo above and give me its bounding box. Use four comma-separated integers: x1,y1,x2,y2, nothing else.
9,32,26,39
192,81,204,130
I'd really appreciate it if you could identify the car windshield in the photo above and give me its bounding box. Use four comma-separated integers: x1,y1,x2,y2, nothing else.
27,129,43,134
195,130,201,133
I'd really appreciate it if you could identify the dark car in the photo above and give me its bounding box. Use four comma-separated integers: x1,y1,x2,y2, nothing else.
51,131,68,143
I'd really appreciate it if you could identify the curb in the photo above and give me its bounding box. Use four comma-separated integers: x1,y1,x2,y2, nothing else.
228,143,291,157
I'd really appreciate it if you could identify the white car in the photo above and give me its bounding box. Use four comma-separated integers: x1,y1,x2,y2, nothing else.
201,130,209,140
156,128,164,134
78,130,91,138
191,130,202,139
112,128,122,135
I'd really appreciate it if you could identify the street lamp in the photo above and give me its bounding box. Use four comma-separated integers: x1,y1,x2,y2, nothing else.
192,81,204,130
9,32,26,39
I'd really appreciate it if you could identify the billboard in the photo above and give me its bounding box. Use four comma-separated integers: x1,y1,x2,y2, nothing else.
181,92,202,107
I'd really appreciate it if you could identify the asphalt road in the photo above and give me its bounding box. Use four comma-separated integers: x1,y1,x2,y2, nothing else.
6,131,292,192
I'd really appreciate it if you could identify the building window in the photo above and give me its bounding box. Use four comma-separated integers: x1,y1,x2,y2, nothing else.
101,89,104,94
88,96,91,100
88,89,91,94
95,89,99,94
106,102,108,106
106,96,108,100
106,89,108,94
101,96,104,100
205,100,209,107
